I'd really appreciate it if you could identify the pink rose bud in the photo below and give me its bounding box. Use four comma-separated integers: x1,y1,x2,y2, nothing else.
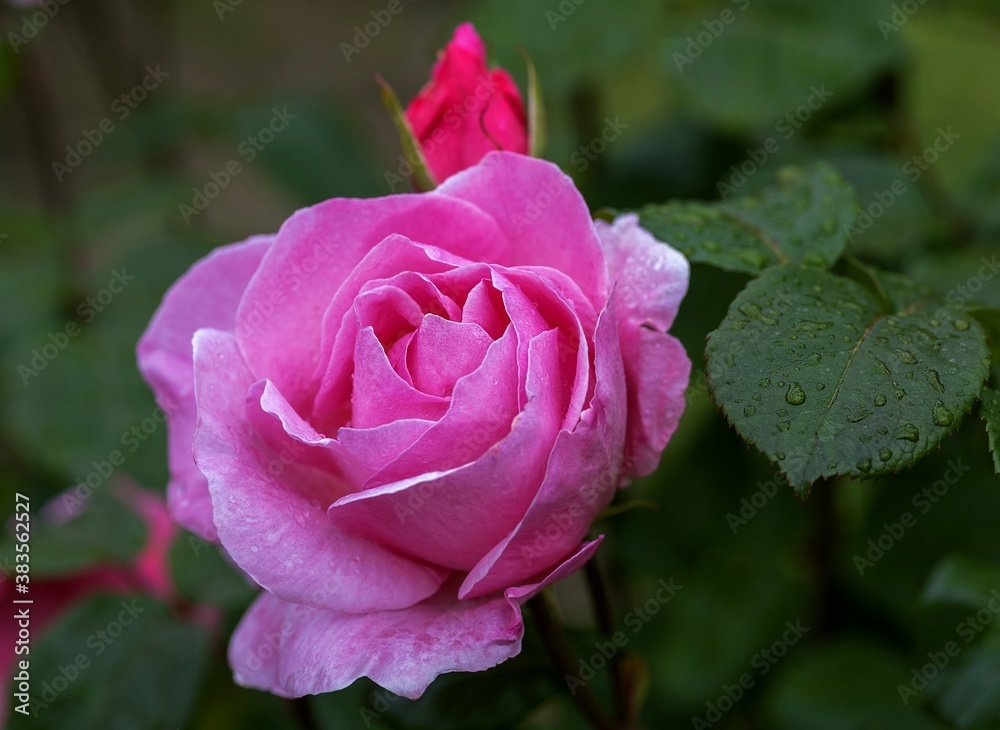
405,23,529,182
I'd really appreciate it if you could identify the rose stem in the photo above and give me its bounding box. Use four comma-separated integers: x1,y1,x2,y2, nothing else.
584,557,633,725
528,591,620,730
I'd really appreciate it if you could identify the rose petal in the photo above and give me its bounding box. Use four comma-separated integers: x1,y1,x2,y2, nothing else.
193,328,448,613
137,235,272,541
329,326,566,570
237,198,507,413
352,327,451,429
407,315,494,397
229,539,601,700
438,152,609,309
460,299,627,598
595,213,691,477
595,213,688,331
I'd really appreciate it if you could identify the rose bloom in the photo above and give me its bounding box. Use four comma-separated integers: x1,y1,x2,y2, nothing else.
405,23,528,182
0,481,175,727
138,151,689,699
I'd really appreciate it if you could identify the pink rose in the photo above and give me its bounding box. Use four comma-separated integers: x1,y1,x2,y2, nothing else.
405,23,529,182
137,152,689,699
0,481,176,727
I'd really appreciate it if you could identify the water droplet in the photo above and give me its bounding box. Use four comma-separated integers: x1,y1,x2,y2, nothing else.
847,411,870,423
775,452,786,461
816,383,826,391
896,423,920,442
785,382,806,405
953,319,970,331
777,409,788,417
250,545,259,554
738,302,762,319
895,349,918,364
752,392,762,402
874,394,887,407
925,370,944,393
759,377,772,388
856,458,872,473
895,388,907,400
744,405,757,417
874,358,891,375
932,401,954,427
725,353,736,367
703,240,720,252
877,426,889,435
879,448,893,462
761,315,779,326
777,420,791,432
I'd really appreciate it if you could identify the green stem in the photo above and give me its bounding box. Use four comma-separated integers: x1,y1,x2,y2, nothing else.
529,592,620,730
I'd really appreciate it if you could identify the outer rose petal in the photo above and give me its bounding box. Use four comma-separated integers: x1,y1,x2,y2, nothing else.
595,213,691,478
137,235,272,541
192,328,449,614
229,539,601,700
438,152,609,311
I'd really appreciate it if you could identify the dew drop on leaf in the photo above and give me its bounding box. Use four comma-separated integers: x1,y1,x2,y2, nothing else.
932,401,954,427
785,382,806,405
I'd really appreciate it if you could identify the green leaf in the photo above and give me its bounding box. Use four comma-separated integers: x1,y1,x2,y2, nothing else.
638,163,858,275
24,594,207,730
928,641,1000,730
706,266,991,492
1,489,146,579
921,555,1000,609
664,0,903,132
982,389,1000,475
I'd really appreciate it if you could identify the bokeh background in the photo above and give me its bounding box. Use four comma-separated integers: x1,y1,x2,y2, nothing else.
2,0,1000,728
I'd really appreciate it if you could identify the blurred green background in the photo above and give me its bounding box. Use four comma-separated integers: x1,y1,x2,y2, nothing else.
1,0,999,728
